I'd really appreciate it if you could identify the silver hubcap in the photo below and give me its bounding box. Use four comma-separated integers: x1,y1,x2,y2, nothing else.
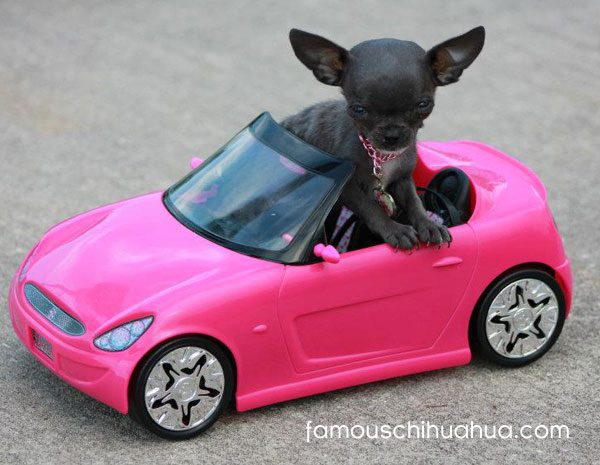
485,278,559,359
144,346,225,431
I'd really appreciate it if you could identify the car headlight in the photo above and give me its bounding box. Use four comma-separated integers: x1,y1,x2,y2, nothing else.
94,316,153,352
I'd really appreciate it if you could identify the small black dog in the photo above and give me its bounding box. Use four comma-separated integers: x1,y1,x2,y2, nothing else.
281,27,485,249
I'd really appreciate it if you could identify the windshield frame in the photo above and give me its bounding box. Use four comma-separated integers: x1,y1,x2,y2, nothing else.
163,112,354,264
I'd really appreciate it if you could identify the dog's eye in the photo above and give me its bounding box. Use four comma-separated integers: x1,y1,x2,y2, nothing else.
350,104,367,115
416,99,432,112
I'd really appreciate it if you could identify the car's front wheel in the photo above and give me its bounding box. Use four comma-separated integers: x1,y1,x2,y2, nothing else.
130,336,233,439
472,269,566,367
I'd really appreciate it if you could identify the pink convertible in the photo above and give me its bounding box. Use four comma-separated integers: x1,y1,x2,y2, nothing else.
8,113,572,439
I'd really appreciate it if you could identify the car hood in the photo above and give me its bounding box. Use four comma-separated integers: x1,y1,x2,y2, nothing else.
23,192,282,330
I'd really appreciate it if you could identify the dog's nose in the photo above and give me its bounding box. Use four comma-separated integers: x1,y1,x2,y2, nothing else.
382,125,410,146
383,134,401,145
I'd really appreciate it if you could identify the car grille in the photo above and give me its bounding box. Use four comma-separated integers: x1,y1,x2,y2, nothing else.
24,283,85,336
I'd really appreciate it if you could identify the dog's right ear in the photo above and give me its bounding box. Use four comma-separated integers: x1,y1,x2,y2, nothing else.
289,29,348,86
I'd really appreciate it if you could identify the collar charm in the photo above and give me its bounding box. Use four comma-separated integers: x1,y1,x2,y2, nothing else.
358,135,398,217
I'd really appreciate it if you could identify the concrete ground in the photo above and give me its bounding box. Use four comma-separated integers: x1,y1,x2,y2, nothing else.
1,1,599,463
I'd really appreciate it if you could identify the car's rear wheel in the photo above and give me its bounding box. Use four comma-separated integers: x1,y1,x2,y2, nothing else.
472,269,566,367
130,336,233,439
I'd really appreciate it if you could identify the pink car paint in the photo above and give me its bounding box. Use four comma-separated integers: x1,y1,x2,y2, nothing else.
189,157,203,169
8,139,572,419
313,243,341,264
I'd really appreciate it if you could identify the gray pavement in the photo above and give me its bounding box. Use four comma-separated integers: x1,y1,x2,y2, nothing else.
1,1,599,463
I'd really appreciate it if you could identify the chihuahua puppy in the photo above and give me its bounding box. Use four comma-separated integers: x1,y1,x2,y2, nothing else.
281,27,485,249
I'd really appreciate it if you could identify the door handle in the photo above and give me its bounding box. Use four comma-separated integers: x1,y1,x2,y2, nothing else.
432,256,463,268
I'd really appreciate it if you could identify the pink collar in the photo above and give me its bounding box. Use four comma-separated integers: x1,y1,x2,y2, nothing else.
358,135,401,177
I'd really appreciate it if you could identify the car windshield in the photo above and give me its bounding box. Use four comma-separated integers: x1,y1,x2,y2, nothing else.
164,114,353,262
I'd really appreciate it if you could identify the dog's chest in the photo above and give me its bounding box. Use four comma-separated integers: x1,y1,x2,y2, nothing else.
378,157,405,189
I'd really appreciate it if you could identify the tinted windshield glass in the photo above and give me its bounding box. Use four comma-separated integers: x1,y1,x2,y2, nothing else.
166,128,335,252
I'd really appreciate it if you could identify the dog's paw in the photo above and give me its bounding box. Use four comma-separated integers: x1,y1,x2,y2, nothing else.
381,223,419,250
414,218,452,246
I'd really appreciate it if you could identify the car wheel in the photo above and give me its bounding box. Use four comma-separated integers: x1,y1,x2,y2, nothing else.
473,269,566,367
130,336,233,439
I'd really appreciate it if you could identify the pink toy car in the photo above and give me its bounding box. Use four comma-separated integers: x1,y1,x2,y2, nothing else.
8,113,572,439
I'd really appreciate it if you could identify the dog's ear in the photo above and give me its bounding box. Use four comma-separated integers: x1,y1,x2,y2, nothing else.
289,29,348,86
426,26,485,86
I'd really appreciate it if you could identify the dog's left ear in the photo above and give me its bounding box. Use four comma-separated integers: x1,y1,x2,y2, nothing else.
289,29,348,86
426,26,485,86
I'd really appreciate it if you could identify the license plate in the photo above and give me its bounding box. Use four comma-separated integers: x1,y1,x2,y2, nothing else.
32,330,53,359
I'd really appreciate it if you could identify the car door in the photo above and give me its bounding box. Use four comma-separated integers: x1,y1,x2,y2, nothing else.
277,223,477,373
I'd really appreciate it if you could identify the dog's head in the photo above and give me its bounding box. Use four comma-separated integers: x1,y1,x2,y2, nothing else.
289,27,485,154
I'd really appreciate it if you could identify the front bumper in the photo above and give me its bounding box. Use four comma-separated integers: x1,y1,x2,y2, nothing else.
8,275,132,414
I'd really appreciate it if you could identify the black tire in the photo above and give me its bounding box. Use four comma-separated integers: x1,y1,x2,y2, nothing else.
472,269,566,367
130,336,234,440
